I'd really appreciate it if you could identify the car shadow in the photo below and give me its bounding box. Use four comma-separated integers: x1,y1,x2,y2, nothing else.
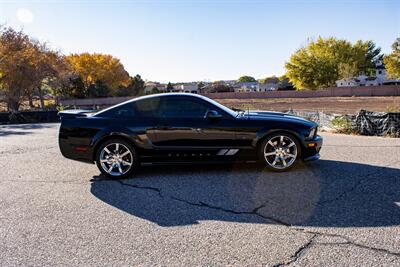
90,160,400,227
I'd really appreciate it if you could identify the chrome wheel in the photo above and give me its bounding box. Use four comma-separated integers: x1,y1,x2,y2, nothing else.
264,135,298,170
99,143,133,176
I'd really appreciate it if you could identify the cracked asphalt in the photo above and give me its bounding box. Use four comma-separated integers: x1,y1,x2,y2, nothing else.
1,123,400,266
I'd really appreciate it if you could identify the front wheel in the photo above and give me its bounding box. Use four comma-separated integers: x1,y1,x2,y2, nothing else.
259,133,301,172
95,139,139,179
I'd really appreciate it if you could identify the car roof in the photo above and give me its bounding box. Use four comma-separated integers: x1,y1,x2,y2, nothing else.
93,93,209,117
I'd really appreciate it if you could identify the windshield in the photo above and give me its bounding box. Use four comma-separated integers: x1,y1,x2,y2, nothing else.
195,95,238,118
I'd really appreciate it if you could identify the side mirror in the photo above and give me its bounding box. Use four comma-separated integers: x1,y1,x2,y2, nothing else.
205,109,222,120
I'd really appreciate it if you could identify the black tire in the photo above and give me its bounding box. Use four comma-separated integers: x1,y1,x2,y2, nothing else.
95,138,139,179
258,132,301,172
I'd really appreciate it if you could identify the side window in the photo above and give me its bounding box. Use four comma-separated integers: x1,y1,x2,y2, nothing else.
101,104,135,118
132,97,161,118
160,97,210,118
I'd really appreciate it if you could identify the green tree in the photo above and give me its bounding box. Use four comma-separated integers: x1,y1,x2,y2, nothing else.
88,80,110,98
237,75,256,83
167,82,173,90
285,37,382,90
384,37,400,79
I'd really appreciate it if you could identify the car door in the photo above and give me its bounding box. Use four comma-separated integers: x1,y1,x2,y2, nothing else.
152,96,236,149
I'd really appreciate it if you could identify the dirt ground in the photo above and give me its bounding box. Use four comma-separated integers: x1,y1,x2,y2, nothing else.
217,96,400,114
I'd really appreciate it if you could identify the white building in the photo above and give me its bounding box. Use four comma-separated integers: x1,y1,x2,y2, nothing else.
234,82,260,92
172,83,198,93
144,82,167,94
336,62,399,87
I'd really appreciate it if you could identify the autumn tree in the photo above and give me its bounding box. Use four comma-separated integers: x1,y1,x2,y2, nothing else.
65,53,130,96
285,37,382,90
29,41,65,108
0,27,38,111
237,75,256,83
384,37,400,79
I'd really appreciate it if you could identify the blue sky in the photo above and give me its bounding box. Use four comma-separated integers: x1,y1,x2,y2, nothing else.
0,0,399,82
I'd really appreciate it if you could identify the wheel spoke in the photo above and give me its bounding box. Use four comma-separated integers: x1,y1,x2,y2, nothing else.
107,164,114,173
265,151,276,156
117,163,123,173
100,159,109,163
120,151,130,158
272,156,278,166
122,160,132,166
115,143,119,153
287,142,295,148
280,136,284,145
268,140,277,149
287,154,296,158
282,158,287,166
104,147,111,154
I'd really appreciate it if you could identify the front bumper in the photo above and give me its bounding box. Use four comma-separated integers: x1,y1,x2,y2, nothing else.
302,135,323,160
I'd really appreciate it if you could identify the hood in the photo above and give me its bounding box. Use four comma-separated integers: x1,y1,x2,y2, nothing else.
241,110,316,127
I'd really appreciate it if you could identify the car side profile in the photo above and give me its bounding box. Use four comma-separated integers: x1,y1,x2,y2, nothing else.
58,93,322,178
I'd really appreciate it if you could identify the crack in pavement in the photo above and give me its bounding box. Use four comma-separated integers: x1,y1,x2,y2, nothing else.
111,178,400,262
272,234,317,267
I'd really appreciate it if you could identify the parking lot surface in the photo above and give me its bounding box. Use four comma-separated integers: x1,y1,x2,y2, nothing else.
1,123,400,266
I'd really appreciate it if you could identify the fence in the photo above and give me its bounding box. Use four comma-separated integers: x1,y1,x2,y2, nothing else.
203,85,400,99
287,109,400,137
58,85,400,108
0,111,59,125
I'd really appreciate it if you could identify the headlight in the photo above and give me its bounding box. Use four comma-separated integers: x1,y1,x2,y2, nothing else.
308,127,317,139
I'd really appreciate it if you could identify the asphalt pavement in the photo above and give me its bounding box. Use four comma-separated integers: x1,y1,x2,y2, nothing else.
1,123,400,266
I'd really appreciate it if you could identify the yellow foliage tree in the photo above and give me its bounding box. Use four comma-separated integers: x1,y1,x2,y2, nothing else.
384,38,400,79
66,53,130,93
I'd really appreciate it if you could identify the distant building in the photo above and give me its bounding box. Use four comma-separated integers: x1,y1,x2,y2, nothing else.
144,82,167,94
172,83,198,93
234,82,260,92
336,62,400,87
259,77,280,91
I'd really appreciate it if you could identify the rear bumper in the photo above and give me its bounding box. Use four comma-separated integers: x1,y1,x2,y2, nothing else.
301,135,323,160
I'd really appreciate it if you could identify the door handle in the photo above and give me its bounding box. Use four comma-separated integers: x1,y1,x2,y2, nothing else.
195,128,203,133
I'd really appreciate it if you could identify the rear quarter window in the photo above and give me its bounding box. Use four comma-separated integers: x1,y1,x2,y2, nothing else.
99,104,135,119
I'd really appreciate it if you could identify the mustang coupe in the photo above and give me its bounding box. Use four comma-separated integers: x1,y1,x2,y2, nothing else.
58,93,322,178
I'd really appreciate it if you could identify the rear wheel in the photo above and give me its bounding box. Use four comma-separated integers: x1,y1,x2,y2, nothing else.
259,132,300,172
95,139,139,179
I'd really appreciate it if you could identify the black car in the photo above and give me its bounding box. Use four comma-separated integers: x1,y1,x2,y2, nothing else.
58,93,322,178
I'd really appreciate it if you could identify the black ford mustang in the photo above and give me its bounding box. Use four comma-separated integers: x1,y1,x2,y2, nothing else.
59,93,322,178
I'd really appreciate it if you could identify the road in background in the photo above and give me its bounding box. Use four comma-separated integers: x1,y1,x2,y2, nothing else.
1,123,400,266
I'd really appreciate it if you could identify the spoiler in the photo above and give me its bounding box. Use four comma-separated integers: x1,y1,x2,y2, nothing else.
58,109,94,120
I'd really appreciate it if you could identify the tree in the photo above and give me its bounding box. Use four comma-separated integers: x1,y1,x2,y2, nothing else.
338,62,359,80
88,80,110,98
29,41,65,108
167,82,173,91
65,53,130,96
237,75,256,83
116,74,145,96
0,27,39,111
260,76,279,84
384,37,400,79
285,37,382,90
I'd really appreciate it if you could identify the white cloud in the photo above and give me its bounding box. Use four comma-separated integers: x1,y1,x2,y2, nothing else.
16,8,34,24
